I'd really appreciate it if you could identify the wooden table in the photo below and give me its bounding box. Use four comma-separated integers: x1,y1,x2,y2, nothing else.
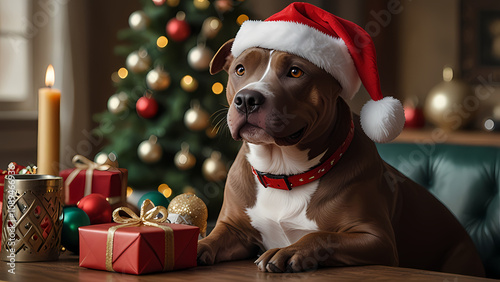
0,253,494,282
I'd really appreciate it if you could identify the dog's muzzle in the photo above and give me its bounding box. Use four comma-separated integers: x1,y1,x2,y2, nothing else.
234,89,266,114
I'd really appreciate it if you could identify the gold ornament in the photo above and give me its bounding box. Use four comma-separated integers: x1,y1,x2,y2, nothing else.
167,193,208,237
107,92,129,115
424,67,476,131
202,17,222,39
146,68,171,91
184,100,209,130
174,142,196,170
188,45,214,71
193,0,210,10
180,75,199,92
138,135,163,163
126,49,151,73
129,10,150,30
202,151,227,182
167,0,180,6
94,152,119,167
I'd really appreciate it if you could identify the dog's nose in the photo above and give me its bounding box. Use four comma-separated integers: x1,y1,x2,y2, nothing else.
234,90,265,114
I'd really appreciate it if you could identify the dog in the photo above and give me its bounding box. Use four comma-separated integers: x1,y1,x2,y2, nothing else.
197,3,485,276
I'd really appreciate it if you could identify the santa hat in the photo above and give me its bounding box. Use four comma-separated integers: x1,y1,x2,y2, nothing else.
231,2,405,143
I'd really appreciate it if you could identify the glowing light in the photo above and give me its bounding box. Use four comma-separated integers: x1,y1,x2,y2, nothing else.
45,64,55,87
237,14,249,25
157,36,168,48
111,72,120,83
118,67,128,79
126,186,133,197
484,119,495,131
183,75,193,85
158,183,172,198
432,94,448,111
212,82,224,94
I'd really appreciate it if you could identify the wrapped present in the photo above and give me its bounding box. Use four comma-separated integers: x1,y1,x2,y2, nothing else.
79,200,198,274
59,155,127,207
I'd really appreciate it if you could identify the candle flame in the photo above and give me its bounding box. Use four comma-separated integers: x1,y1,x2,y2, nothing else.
45,64,55,87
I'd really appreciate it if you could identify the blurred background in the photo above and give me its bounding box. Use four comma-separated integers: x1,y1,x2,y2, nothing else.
1,0,499,207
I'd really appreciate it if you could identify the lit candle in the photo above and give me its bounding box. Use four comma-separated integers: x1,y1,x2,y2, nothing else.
37,65,60,176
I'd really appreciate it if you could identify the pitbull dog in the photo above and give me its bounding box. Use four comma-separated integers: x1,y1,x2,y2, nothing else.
196,39,485,276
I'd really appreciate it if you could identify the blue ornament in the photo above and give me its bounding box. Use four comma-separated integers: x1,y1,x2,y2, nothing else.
138,191,170,209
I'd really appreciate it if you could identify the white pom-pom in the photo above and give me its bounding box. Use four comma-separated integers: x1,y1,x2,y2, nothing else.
360,96,405,143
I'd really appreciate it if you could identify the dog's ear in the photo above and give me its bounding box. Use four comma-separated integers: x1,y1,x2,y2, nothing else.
210,39,234,75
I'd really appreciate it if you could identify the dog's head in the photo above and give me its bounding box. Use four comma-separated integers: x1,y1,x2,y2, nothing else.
211,39,343,147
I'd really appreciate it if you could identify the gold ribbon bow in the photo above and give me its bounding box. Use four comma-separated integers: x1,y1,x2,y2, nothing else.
64,155,116,203
105,199,174,272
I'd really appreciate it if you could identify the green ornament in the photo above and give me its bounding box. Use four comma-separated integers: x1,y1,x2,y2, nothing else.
138,191,170,209
61,207,90,253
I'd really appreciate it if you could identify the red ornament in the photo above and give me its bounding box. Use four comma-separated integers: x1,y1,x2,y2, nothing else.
166,18,191,42
152,0,166,5
404,105,425,128
77,194,112,224
136,96,159,118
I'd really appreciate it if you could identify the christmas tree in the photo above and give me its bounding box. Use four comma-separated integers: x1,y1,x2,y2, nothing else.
93,0,249,218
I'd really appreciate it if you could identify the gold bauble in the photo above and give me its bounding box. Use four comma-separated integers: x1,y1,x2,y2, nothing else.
107,92,129,115
180,75,199,92
138,135,163,163
129,10,150,30
126,49,151,73
167,193,208,237
202,17,222,39
424,67,477,131
193,0,210,10
187,45,214,71
167,0,180,7
94,152,119,168
146,68,171,91
184,101,209,130
174,143,196,170
202,151,227,182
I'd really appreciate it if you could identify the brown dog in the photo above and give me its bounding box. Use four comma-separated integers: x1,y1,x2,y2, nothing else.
197,3,485,276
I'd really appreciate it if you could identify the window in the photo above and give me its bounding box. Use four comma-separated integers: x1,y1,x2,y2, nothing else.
0,0,35,114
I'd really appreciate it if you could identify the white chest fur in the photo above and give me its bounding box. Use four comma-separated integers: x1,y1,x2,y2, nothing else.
245,144,324,249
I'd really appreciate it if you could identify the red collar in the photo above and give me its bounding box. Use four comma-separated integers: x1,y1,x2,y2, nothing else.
251,120,355,190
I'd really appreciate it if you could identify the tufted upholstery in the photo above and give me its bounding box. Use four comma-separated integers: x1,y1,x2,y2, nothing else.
376,143,500,278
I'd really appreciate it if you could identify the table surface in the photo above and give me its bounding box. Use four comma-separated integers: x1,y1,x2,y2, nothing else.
0,252,494,282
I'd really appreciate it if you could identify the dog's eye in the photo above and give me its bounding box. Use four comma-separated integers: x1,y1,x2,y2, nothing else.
235,65,245,76
288,67,304,78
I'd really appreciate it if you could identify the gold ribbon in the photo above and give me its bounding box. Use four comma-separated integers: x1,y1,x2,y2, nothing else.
105,199,174,272
64,155,116,203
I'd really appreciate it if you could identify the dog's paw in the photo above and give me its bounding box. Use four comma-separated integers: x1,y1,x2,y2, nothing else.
254,247,319,273
197,239,216,266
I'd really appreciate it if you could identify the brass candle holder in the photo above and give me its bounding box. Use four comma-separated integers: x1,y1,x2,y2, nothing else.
1,175,63,262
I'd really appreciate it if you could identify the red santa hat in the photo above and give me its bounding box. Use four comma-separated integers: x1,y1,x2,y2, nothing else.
231,2,405,143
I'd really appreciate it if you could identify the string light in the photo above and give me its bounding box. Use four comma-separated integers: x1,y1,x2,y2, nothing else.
126,186,134,197
158,183,173,198
118,67,128,79
212,82,224,94
237,14,249,25
157,36,168,48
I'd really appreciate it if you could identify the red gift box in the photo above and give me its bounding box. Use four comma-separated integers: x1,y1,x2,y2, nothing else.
59,155,127,206
79,222,198,274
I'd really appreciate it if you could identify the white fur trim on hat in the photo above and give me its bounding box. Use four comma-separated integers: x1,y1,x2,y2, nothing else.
231,20,361,100
360,96,405,143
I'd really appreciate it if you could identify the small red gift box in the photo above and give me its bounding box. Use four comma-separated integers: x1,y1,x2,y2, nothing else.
79,200,198,275
59,155,127,207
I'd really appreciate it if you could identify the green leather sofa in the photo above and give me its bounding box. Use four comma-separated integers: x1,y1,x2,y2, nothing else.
377,143,500,278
